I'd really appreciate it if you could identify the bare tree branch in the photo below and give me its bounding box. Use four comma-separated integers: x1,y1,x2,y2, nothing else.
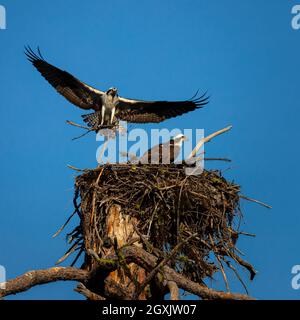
122,246,254,300
167,281,179,300
0,246,254,300
133,233,197,299
94,246,254,300
74,283,105,300
0,267,89,298
188,125,233,160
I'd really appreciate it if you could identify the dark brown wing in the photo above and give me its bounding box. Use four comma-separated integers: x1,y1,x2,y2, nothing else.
116,92,209,123
25,46,104,110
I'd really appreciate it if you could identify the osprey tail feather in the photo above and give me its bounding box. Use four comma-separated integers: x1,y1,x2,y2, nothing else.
81,112,100,128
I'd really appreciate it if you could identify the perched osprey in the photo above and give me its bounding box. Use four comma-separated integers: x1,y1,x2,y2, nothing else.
25,47,209,130
139,134,187,164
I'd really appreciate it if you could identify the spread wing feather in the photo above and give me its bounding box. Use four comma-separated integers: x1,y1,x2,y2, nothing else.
116,92,209,123
24,46,104,111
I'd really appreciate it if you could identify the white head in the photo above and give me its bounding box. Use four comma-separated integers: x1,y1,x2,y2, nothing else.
106,87,118,97
172,134,188,146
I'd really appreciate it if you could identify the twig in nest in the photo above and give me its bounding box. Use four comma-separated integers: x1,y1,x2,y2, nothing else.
55,239,81,265
223,247,257,281
132,223,162,257
224,260,248,295
67,164,90,172
240,195,272,209
147,202,160,238
52,209,77,238
216,256,230,292
71,247,84,267
238,231,256,237
67,164,103,173
209,234,230,292
177,178,188,243
90,167,105,224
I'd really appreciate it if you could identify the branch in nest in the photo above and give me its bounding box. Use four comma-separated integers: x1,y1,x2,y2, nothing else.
67,164,91,172
240,195,272,209
52,209,77,238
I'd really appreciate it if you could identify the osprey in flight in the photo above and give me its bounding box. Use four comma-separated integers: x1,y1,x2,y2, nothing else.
25,47,209,129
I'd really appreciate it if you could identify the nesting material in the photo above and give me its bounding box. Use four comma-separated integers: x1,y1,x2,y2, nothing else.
64,163,256,289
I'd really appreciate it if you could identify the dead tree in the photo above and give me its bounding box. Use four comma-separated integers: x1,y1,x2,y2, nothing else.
0,126,270,300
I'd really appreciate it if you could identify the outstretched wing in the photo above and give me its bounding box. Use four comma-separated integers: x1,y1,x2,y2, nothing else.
116,92,209,123
25,46,104,111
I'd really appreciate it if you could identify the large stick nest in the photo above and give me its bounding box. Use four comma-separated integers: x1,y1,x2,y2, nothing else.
65,164,256,290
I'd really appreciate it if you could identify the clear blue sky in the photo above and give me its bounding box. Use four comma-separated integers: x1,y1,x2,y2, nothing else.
0,0,299,299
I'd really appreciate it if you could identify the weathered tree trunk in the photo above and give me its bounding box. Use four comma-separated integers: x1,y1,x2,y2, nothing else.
103,204,147,299
80,192,152,300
